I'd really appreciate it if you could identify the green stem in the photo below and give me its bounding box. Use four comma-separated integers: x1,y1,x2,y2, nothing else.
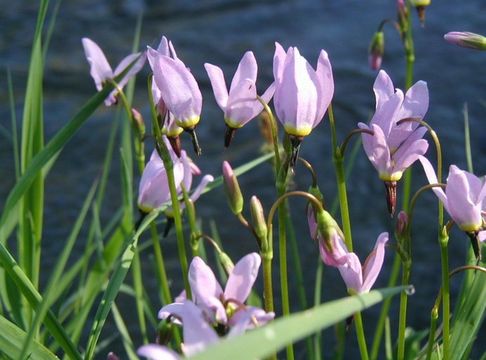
354,311,370,360
439,228,450,359
147,76,191,299
425,291,441,360
397,260,411,360
370,253,401,360
150,222,172,305
313,258,323,360
328,104,353,251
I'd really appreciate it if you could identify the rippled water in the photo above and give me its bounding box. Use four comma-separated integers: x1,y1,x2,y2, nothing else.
1,0,485,358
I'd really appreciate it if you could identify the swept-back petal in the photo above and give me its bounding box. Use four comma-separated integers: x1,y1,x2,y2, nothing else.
274,47,318,136
230,51,258,92
113,52,146,89
418,156,448,208
188,175,214,204
158,301,219,356
189,257,223,301
314,49,334,124
225,78,260,127
370,89,403,137
373,70,395,111
153,55,202,125
273,42,287,83
396,80,429,131
361,232,388,293
393,138,428,173
318,230,349,267
337,253,363,293
205,63,229,110
82,38,113,91
225,253,261,303
227,307,275,337
157,36,171,56
365,124,391,177
138,344,180,360
446,165,482,230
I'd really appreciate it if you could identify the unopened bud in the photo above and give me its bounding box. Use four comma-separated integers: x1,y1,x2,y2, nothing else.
107,353,119,360
369,31,385,70
131,108,145,137
250,196,268,241
314,208,343,250
444,32,486,51
222,161,244,215
396,211,408,238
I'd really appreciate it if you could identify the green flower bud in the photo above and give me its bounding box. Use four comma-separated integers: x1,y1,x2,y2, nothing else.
250,196,268,242
222,161,244,215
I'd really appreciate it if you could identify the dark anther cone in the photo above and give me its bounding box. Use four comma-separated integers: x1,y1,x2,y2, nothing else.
224,125,237,148
186,127,202,156
163,217,175,238
467,231,482,262
289,135,303,168
416,6,426,26
168,135,182,158
384,181,397,217
345,315,354,332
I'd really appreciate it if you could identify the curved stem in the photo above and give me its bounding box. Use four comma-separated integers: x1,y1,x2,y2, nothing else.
297,157,318,188
339,128,374,157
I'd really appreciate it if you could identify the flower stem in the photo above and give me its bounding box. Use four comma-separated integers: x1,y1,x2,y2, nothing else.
149,221,172,305
397,259,411,360
439,227,450,359
328,104,353,251
354,311,370,360
147,76,191,299
370,252,401,360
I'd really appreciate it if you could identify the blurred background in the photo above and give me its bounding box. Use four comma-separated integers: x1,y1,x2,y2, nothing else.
1,0,485,358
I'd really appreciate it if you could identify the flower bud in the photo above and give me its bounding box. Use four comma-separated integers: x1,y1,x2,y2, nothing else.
313,207,343,251
131,108,145,138
369,31,385,70
107,353,119,360
218,251,235,275
444,32,486,51
395,211,408,238
222,161,244,215
250,196,268,241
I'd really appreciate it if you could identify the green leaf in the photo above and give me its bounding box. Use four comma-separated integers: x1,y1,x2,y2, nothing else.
191,286,406,360
450,268,486,359
0,315,58,360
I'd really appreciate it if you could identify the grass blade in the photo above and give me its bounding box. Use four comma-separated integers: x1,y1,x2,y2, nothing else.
191,286,407,360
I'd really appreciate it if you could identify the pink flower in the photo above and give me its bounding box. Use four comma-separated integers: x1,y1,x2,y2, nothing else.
138,301,218,359
81,38,146,106
359,70,429,182
420,156,486,235
308,208,388,294
149,42,202,131
272,42,334,138
137,140,213,212
163,253,274,329
205,51,274,146
147,37,183,139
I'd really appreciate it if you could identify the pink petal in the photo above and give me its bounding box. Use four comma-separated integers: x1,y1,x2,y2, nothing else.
82,38,113,91
205,63,229,110
113,51,146,89
314,49,334,125
318,231,349,267
180,151,194,192
225,78,261,127
189,175,214,203
373,70,395,111
365,124,391,177
370,89,404,138
273,42,287,83
393,138,429,173
227,306,275,337
337,253,363,293
137,344,180,360
396,80,429,130
446,165,482,230
152,55,202,126
229,51,258,94
361,232,388,293
418,156,448,209
189,257,223,301
158,301,219,356
274,47,318,136
477,231,486,243
157,36,171,56
224,252,261,303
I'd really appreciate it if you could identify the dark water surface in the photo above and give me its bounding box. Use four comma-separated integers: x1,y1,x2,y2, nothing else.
1,0,486,358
